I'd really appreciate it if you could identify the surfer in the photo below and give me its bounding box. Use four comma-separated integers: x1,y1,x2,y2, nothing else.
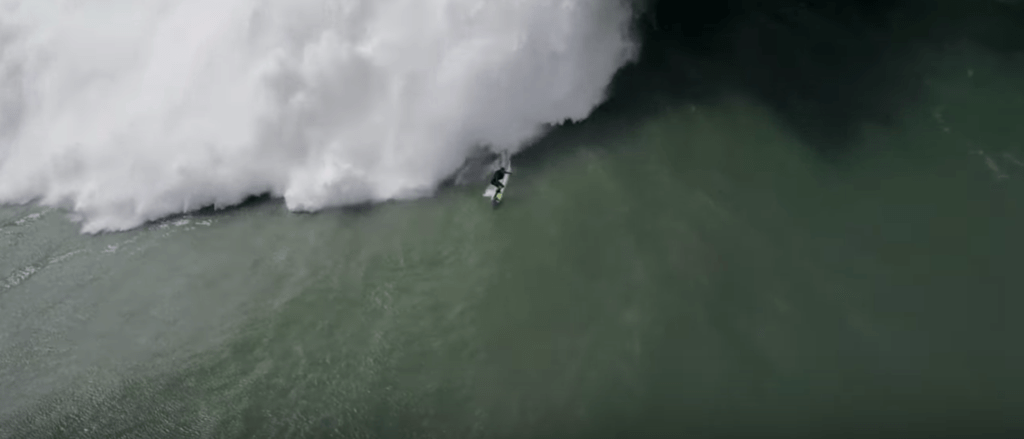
490,166,510,190
482,151,512,205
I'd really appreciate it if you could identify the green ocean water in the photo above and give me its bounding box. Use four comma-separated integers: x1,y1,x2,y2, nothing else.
2,4,1024,438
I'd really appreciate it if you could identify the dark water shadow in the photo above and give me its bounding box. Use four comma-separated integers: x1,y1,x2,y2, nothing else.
141,186,419,231
516,0,1024,170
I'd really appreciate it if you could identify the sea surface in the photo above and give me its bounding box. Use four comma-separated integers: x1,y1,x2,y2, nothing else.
1,1,1023,437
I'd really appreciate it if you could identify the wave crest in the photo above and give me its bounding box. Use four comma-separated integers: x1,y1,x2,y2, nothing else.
0,0,638,232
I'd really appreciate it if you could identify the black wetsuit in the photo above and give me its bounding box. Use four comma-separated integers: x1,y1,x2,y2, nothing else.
491,168,507,189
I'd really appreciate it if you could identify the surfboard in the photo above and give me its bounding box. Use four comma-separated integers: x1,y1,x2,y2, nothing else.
482,152,512,205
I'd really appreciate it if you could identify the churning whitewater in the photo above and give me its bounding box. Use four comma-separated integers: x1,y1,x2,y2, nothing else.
0,0,637,232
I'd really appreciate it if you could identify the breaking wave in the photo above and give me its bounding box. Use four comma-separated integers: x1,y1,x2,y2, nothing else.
0,0,638,232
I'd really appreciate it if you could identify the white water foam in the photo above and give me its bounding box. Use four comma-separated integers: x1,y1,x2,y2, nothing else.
0,0,638,233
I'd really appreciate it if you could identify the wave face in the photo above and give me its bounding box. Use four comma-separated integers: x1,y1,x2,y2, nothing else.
0,0,638,232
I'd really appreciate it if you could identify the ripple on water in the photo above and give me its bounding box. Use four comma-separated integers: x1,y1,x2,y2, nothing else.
1,264,39,292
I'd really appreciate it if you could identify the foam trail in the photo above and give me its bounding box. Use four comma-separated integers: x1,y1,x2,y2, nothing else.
0,0,638,233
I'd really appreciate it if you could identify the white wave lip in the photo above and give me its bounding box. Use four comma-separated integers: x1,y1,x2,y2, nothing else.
0,0,638,233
